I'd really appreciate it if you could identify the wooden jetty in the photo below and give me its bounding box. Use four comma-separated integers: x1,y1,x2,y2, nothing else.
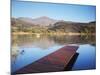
13,45,79,74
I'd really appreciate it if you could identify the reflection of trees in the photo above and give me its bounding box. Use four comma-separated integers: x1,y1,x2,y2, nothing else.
80,35,95,44
48,35,95,45
12,34,96,50
12,34,56,49
11,43,26,64
11,43,19,64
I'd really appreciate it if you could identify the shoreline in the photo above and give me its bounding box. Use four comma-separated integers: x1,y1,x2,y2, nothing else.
12,32,96,36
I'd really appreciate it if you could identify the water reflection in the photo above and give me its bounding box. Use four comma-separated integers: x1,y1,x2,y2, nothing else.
72,44,96,70
11,34,96,72
12,34,57,49
11,43,19,64
12,34,95,48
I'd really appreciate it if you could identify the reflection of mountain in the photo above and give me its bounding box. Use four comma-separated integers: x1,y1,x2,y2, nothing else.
12,35,56,49
12,35,95,49
49,35,95,45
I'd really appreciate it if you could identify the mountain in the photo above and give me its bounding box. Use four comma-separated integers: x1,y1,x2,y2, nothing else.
16,16,58,26
32,16,58,26
11,17,36,27
11,17,96,33
49,21,96,33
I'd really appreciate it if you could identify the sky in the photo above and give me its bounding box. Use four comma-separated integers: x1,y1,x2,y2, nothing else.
12,0,96,23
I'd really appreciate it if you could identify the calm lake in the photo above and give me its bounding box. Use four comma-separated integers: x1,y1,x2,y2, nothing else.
11,34,96,72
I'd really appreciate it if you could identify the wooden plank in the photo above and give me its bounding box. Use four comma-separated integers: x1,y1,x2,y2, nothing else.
14,46,79,74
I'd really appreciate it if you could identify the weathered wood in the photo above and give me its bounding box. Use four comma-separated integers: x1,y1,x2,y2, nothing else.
14,45,78,74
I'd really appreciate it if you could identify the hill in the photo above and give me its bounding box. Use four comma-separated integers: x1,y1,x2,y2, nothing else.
11,17,96,34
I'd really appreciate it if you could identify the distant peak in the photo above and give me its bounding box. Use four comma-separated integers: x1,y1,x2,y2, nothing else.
18,17,32,19
41,16,48,18
38,16,50,19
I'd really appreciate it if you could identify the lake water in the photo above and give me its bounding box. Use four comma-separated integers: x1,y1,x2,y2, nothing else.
11,34,96,72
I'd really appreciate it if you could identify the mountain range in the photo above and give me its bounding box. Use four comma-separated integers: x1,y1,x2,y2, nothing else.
12,16,59,26
11,16,96,33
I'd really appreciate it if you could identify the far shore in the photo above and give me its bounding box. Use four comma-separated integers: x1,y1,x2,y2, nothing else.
12,32,96,36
